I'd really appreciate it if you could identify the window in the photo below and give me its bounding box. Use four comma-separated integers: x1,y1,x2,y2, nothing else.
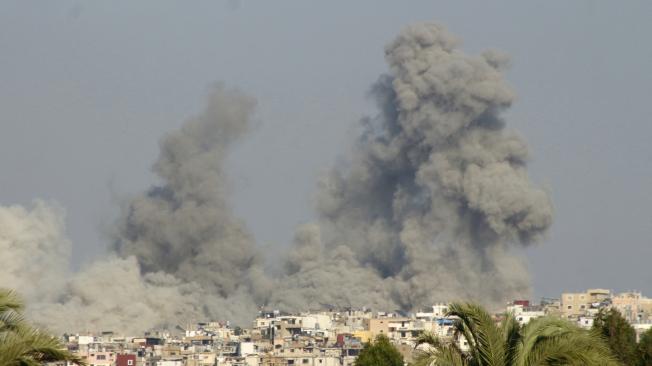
302,359,309,364
128,360,134,366
97,355,106,360
567,306,572,309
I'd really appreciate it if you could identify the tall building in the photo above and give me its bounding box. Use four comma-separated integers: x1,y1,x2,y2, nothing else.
612,292,652,323
561,289,611,319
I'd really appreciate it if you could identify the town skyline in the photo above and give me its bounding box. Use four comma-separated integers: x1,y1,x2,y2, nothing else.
1,2,651,300
1,1,652,347
50,288,652,366
46,287,652,335
1,3,650,366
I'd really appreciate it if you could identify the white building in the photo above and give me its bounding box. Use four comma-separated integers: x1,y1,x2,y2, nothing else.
577,316,594,329
506,304,545,325
156,359,184,366
238,342,256,357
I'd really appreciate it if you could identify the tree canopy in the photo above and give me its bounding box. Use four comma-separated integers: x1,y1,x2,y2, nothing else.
638,327,652,366
593,308,639,365
413,302,618,366
355,334,404,366
0,289,84,366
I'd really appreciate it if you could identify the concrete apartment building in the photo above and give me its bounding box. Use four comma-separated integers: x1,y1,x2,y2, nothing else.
59,290,652,366
415,303,449,321
366,318,390,338
561,288,611,319
612,292,652,323
506,302,545,326
386,318,424,345
86,351,116,366
116,355,136,366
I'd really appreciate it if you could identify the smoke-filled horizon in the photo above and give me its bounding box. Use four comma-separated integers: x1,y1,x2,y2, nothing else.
0,23,552,334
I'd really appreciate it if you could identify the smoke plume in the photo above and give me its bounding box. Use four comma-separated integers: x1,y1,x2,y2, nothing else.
0,23,552,334
277,23,552,311
112,84,266,300
0,201,69,302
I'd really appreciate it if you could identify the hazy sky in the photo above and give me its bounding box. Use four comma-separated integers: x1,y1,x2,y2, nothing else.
1,1,651,300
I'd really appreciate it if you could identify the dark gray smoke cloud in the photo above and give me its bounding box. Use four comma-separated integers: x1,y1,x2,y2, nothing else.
112,84,264,299
276,23,552,311
0,23,552,333
0,85,269,334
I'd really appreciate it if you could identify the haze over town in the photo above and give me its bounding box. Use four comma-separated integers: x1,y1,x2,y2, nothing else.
1,0,651,337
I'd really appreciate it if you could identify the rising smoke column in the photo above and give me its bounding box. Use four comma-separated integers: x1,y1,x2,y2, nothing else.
0,201,70,303
277,23,553,311
0,201,208,334
0,22,553,334
2,85,270,334
113,84,269,301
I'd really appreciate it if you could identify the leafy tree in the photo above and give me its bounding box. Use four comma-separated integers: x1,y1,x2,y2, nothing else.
355,334,404,366
638,327,652,366
593,308,639,365
0,289,84,366
413,302,618,366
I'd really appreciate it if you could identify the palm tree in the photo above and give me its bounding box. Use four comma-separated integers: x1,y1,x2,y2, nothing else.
412,302,619,366
0,289,85,366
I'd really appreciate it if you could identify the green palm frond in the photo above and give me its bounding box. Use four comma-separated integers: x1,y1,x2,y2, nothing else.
516,316,618,366
413,303,620,366
0,324,85,366
435,346,469,366
447,303,506,366
500,313,521,366
449,310,481,363
0,288,86,366
415,332,446,349
0,290,24,316
413,331,468,366
0,308,25,334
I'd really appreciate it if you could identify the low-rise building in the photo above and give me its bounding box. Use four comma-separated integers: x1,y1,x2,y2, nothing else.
612,292,652,323
561,289,611,319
